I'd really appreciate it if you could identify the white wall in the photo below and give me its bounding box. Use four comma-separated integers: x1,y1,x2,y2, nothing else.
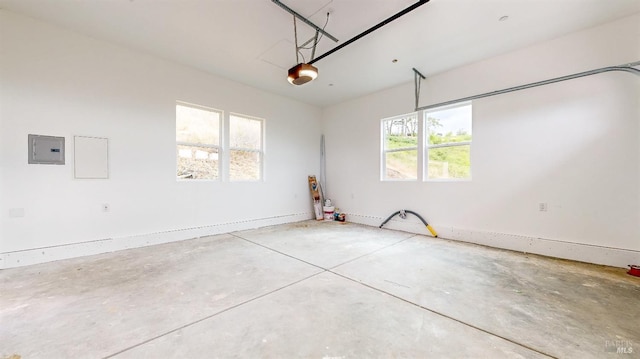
322,14,640,267
0,11,322,267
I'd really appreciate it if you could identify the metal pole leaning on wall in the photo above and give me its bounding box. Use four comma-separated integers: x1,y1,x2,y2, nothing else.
415,61,640,111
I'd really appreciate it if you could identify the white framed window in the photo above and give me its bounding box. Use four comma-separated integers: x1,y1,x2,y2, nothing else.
229,113,264,181
381,112,419,180
176,102,222,180
380,103,472,181
424,103,472,180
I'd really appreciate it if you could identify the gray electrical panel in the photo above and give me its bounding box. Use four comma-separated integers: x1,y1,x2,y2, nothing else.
28,134,65,165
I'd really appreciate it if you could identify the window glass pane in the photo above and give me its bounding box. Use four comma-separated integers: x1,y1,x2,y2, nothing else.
383,116,418,150
230,115,261,149
426,105,472,145
230,150,261,181
176,145,219,180
176,104,220,145
427,145,471,179
385,150,418,180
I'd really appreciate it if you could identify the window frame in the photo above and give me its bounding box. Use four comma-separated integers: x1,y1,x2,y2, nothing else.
175,101,223,181
379,103,472,182
380,112,421,181
423,102,473,182
228,112,265,182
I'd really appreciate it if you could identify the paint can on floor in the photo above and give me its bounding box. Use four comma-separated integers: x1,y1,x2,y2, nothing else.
628,265,640,277
323,206,335,221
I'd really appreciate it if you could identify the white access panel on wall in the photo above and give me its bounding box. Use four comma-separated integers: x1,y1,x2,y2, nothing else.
74,136,109,179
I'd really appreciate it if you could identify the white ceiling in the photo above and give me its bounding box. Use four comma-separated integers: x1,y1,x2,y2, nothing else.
1,0,639,107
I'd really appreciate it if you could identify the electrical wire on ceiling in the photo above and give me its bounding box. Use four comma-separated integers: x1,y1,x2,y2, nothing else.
293,15,301,63
292,12,330,69
299,12,330,51
275,0,430,86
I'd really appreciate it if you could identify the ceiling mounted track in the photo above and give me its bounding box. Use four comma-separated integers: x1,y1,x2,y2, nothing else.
309,0,429,65
272,0,338,43
415,61,640,111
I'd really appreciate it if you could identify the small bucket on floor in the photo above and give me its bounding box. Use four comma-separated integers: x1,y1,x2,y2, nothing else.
628,265,640,277
323,206,335,221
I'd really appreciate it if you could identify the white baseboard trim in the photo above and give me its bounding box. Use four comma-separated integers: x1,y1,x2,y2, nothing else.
0,212,313,269
347,213,640,269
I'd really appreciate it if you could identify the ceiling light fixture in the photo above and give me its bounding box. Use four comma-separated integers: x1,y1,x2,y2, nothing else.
273,0,337,86
288,63,318,85
284,14,326,86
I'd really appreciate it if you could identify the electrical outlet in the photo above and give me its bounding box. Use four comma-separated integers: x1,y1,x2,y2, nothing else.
102,203,110,212
539,202,548,212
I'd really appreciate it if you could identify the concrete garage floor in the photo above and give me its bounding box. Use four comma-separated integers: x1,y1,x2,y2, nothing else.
1,221,638,358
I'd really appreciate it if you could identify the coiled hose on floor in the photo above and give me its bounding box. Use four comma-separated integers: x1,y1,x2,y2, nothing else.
379,209,438,237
